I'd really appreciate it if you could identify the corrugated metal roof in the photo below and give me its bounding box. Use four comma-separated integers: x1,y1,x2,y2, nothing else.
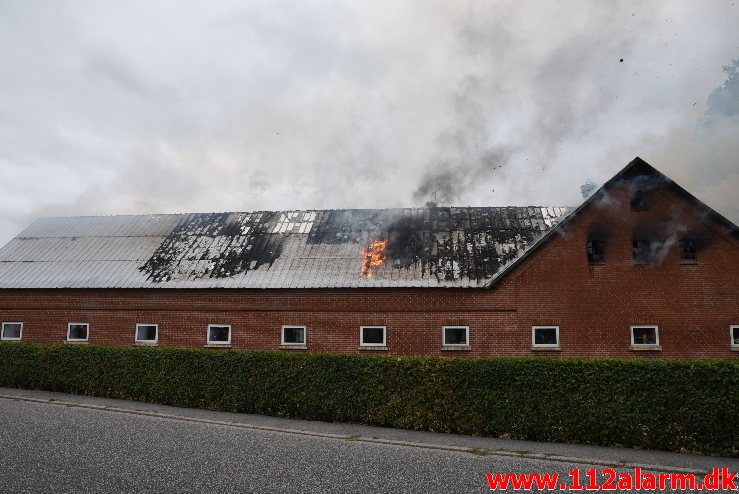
0,207,570,289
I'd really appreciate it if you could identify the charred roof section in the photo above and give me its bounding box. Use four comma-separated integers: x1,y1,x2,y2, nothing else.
139,207,568,285
141,211,286,282
0,207,569,289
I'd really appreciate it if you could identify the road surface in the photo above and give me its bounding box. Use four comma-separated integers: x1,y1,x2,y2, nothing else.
0,389,735,493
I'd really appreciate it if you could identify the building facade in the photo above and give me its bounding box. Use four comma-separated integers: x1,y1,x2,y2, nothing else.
1,158,737,358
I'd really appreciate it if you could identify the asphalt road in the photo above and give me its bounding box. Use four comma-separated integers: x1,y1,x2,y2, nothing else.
0,395,734,493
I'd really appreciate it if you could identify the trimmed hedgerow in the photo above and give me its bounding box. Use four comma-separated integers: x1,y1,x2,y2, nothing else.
0,342,736,456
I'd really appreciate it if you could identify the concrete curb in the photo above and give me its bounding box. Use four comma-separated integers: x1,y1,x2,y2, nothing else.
0,392,715,475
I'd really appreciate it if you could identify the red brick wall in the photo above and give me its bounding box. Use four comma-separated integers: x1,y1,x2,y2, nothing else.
498,182,739,359
1,183,737,359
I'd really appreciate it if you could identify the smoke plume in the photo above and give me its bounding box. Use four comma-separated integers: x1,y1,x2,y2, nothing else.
0,2,737,246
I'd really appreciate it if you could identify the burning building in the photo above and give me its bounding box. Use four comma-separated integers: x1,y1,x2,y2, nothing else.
0,158,737,358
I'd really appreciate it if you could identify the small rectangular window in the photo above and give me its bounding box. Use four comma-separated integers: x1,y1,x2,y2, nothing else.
1,322,23,341
443,326,469,347
207,324,231,345
632,239,650,264
67,323,89,342
532,326,559,348
282,326,306,346
679,239,696,262
587,240,604,264
631,325,659,348
135,324,158,344
731,326,739,348
630,191,648,211
360,326,386,347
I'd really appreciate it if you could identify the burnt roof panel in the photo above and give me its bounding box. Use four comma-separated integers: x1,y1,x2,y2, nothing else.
0,207,570,289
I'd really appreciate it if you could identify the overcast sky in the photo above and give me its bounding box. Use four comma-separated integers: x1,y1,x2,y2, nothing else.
1,1,738,244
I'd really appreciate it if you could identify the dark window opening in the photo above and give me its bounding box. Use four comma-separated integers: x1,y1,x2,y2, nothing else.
630,191,648,211
68,324,88,341
679,239,696,261
732,327,739,347
587,240,605,264
208,325,230,343
361,326,385,346
632,239,650,264
282,326,305,345
443,326,468,346
533,327,558,346
136,325,157,342
632,326,658,346
1,323,22,340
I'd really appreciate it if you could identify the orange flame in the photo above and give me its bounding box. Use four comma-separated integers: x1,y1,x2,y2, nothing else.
360,239,389,278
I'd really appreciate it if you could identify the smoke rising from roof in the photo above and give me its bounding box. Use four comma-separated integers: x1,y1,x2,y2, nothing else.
704,60,739,125
642,59,739,223
0,2,737,245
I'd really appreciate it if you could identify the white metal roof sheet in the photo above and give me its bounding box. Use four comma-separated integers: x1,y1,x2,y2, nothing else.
0,207,570,289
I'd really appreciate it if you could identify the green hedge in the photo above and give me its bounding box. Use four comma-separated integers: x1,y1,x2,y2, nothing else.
0,342,736,456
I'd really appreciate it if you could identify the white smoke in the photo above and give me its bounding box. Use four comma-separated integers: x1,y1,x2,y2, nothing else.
0,2,737,247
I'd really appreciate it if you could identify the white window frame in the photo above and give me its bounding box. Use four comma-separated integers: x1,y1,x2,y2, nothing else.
67,322,89,342
532,326,560,349
630,325,660,348
359,326,387,347
1,322,23,341
731,326,739,349
207,324,231,345
281,325,307,347
135,323,158,344
442,326,469,347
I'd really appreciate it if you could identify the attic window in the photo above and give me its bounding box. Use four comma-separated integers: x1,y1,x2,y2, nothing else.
679,239,696,262
587,240,605,264
135,324,158,344
1,322,22,341
630,191,648,211
67,323,89,342
207,324,231,346
632,239,650,264
631,325,660,349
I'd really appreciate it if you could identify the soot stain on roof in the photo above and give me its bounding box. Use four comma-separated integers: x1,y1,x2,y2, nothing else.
373,208,541,281
140,211,285,282
306,207,554,281
140,207,563,283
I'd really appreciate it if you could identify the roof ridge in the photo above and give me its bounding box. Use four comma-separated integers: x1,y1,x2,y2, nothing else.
31,205,574,221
